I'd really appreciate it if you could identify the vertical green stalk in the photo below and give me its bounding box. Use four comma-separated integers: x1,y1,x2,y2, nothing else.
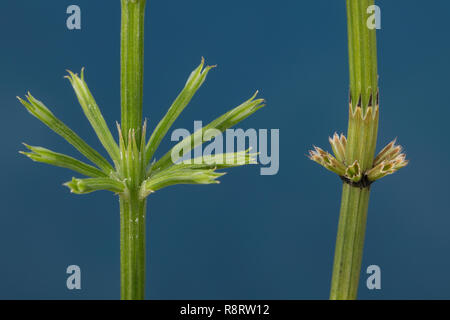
120,192,147,300
120,0,147,300
330,0,379,300
347,0,378,112
121,0,146,143
19,0,268,302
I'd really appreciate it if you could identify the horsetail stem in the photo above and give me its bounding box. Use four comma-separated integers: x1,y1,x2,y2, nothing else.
309,0,407,300
18,0,265,300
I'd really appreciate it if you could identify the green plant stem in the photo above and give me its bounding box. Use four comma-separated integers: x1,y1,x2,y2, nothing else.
121,0,146,144
330,0,379,300
20,0,266,302
330,184,370,299
347,0,378,112
120,192,147,300
120,0,147,300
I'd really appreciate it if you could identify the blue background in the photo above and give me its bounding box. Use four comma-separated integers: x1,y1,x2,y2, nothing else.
0,0,448,299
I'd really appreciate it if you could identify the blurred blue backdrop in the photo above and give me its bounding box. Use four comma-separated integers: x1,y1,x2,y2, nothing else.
0,0,448,299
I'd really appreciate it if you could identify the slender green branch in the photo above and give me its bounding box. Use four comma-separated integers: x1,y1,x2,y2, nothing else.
121,0,147,144
120,0,148,300
309,0,404,300
140,167,224,198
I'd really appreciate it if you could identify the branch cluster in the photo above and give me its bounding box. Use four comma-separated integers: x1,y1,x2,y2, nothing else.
19,59,265,198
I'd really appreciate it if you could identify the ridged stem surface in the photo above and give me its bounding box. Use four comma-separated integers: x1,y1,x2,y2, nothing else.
121,0,146,144
330,0,379,300
120,0,148,300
